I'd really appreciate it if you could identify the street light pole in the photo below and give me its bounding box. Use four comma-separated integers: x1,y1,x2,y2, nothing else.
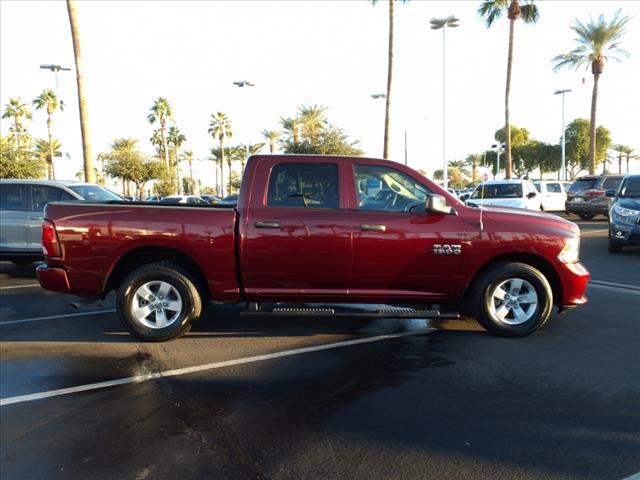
233,80,255,184
40,64,71,89
430,16,459,191
554,89,572,181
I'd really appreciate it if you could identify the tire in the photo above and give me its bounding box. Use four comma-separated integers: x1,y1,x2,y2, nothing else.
467,262,553,337
578,213,594,220
116,262,202,342
608,240,623,254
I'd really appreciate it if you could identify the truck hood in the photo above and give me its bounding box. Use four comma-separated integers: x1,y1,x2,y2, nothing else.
476,205,580,236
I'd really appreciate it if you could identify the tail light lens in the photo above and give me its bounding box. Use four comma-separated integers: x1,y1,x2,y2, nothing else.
584,189,605,197
42,220,61,257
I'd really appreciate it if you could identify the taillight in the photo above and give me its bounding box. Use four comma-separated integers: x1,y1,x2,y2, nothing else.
42,220,61,257
584,189,605,197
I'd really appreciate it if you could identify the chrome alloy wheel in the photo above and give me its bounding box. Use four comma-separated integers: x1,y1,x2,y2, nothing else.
488,278,539,326
131,281,183,329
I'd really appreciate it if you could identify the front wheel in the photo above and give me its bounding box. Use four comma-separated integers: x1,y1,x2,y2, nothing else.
116,263,202,342
468,262,553,337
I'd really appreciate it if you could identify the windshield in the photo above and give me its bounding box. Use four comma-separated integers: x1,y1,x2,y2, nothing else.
68,185,122,202
471,183,522,199
568,179,596,192
619,177,640,198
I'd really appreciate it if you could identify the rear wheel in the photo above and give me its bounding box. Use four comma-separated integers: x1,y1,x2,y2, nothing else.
468,262,553,337
578,213,594,220
116,263,202,342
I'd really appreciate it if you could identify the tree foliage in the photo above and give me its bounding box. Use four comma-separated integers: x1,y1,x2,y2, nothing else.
102,138,165,199
280,105,362,156
0,136,46,179
565,118,611,178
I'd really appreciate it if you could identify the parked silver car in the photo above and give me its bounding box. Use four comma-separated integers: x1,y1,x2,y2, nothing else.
0,179,122,264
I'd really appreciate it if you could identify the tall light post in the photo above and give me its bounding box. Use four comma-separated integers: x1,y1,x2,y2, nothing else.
233,80,255,177
492,143,504,179
371,93,410,165
554,88,572,181
40,64,71,89
430,15,459,190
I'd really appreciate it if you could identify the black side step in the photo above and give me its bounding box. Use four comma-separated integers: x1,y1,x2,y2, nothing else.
241,306,459,320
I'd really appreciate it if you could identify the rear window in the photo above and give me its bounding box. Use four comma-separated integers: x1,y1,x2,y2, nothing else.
0,184,26,211
568,179,596,192
602,177,623,190
32,186,76,211
471,183,523,199
547,183,562,193
267,163,339,208
68,185,122,202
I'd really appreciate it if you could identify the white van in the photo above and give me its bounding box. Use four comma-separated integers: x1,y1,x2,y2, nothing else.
533,180,568,212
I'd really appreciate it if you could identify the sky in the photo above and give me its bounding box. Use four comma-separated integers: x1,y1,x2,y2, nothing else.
1,0,639,185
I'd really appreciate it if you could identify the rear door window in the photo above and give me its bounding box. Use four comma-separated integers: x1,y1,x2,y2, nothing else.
267,163,339,209
568,179,596,192
0,184,27,211
602,177,623,190
31,186,76,211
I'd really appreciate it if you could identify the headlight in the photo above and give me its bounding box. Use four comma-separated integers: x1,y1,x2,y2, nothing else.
612,204,640,217
558,237,580,264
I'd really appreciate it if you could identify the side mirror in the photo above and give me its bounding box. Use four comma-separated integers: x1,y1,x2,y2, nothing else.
605,189,616,198
426,194,451,215
526,191,537,199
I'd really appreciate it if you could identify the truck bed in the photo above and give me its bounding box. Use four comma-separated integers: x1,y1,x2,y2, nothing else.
43,202,240,300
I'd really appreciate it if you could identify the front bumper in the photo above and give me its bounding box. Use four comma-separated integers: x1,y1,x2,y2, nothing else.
36,263,72,294
556,261,590,310
609,214,640,246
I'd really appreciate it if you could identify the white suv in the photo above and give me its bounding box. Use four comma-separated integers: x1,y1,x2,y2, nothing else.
466,180,540,211
533,180,568,212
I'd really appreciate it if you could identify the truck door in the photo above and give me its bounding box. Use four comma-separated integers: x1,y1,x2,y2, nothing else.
241,159,352,302
349,163,465,302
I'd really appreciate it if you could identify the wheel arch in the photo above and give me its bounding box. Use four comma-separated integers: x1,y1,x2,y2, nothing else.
103,245,211,301
462,252,562,306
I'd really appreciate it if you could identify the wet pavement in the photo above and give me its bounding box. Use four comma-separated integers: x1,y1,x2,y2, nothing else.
1,215,639,479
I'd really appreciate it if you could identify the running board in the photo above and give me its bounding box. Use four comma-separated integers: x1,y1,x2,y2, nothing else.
241,306,459,320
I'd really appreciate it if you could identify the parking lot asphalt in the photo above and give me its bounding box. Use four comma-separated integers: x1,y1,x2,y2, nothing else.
1,214,639,480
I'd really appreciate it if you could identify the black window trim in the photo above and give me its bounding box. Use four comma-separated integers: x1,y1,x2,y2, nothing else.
265,162,341,210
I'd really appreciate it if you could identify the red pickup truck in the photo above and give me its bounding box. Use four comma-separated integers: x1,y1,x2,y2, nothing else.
37,155,589,341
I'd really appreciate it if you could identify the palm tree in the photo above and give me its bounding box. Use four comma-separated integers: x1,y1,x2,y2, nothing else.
479,0,539,179
280,117,301,145
623,146,635,173
66,0,95,183
147,97,173,167
261,129,281,154
552,11,630,175
298,104,327,143
209,147,232,197
150,129,163,156
33,89,64,180
181,150,195,194
611,144,628,174
464,153,483,183
235,143,265,172
371,0,409,159
167,126,186,193
34,138,62,177
2,98,32,148
208,112,232,196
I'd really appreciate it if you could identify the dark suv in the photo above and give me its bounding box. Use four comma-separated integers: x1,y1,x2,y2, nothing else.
565,175,624,220
607,174,640,253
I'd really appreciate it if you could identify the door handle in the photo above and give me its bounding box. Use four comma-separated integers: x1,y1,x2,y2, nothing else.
255,221,281,229
360,224,386,232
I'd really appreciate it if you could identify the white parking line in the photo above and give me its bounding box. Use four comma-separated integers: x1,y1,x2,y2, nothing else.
0,283,41,290
590,279,640,290
588,283,640,296
0,329,434,407
580,229,609,236
0,309,117,326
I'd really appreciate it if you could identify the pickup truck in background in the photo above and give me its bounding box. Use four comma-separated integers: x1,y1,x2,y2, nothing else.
37,155,590,341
